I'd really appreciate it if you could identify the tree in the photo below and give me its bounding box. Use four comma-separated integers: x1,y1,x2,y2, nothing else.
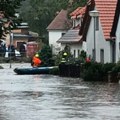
0,0,25,39
38,45,54,66
19,0,88,44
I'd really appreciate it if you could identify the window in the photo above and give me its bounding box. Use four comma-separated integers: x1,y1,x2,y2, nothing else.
92,49,95,61
74,50,76,58
78,50,80,57
100,49,104,63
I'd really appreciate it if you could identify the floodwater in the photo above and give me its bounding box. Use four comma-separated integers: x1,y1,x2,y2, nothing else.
0,63,120,120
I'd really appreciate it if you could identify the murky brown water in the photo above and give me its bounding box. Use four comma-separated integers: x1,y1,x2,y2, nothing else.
0,63,120,120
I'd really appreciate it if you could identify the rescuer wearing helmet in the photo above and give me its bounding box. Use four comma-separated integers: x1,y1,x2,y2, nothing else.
32,53,42,67
60,52,68,64
63,52,67,57
63,52,68,60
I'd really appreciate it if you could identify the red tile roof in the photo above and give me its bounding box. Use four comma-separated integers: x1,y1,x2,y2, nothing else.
95,0,117,40
79,0,117,41
70,6,86,19
47,9,72,30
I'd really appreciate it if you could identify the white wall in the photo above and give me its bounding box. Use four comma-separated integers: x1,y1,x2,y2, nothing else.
87,17,111,63
48,30,66,54
61,42,86,58
115,15,120,62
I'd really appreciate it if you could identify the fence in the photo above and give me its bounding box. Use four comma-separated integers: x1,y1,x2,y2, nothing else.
59,64,81,78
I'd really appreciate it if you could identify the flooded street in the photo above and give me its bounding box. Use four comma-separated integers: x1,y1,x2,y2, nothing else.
0,63,120,120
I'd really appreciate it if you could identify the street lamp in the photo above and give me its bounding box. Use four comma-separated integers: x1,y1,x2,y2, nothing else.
89,10,99,61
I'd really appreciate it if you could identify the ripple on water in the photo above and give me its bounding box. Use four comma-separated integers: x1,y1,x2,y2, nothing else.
0,63,120,120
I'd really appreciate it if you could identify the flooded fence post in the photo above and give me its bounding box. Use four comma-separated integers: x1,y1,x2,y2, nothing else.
69,64,81,77
59,64,69,77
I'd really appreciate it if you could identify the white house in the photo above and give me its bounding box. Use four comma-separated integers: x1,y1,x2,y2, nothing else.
111,0,120,63
47,9,72,55
57,7,86,58
57,29,87,58
79,0,117,63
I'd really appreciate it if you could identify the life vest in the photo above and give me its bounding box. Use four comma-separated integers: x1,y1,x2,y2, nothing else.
32,56,41,67
61,58,66,63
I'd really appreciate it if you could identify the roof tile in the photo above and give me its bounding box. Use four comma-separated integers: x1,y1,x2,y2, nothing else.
95,0,117,39
70,6,86,19
57,29,81,43
47,9,72,30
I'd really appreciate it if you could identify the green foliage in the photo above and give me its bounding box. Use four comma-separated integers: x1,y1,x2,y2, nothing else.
38,45,54,66
78,50,86,63
82,62,115,81
0,0,24,38
102,63,116,75
68,0,87,16
54,51,63,65
20,0,68,40
54,48,87,66
111,61,120,73
111,63,120,73
82,62,103,81
54,45,73,65
0,0,25,17
19,0,88,43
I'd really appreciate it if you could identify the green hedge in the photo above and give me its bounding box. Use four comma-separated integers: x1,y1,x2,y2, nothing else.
81,62,115,81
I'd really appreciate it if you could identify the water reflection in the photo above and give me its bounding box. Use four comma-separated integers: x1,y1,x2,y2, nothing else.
0,63,120,120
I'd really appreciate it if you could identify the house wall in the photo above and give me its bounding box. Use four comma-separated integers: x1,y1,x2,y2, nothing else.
48,30,67,54
115,15,120,62
72,18,81,27
61,42,86,58
87,18,111,63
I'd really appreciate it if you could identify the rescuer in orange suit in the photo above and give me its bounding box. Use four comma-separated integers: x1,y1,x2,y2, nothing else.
32,54,42,67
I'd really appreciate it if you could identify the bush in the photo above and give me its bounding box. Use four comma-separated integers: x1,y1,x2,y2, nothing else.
102,63,116,75
38,45,54,66
82,62,116,81
111,64,120,73
82,62,103,81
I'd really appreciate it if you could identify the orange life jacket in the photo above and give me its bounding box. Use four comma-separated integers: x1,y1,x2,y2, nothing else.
32,56,42,67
